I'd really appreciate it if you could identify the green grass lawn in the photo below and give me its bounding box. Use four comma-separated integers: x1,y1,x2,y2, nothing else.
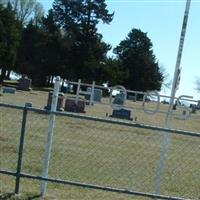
0,89,200,200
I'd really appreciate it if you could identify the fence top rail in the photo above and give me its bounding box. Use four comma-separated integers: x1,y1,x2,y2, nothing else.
0,103,26,110
68,80,199,103
52,110,200,138
1,102,200,138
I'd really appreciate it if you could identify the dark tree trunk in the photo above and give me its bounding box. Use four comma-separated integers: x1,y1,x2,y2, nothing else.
0,68,6,84
6,70,11,79
47,76,51,86
50,75,54,86
60,79,65,92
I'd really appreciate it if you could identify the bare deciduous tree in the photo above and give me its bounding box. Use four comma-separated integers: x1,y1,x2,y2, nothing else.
1,0,44,25
195,78,200,92
160,65,172,92
33,2,44,25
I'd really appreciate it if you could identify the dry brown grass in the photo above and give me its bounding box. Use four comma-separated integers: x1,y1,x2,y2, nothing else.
0,89,200,200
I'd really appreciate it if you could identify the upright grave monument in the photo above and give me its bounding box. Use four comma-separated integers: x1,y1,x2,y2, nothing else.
85,87,102,103
65,98,86,113
45,92,65,111
109,86,132,120
18,78,32,91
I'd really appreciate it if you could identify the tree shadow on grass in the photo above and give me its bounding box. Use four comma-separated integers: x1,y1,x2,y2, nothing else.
0,193,42,200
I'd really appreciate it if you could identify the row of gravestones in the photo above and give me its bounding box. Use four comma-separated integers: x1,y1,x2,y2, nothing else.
2,78,32,94
45,92,86,113
45,89,133,120
2,78,199,120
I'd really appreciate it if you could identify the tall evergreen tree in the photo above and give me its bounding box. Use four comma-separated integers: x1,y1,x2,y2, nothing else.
52,0,113,82
41,9,69,83
114,28,163,91
16,11,68,86
0,3,20,83
15,21,43,84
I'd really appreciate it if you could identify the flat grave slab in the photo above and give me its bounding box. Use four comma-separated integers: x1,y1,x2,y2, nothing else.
110,108,132,120
2,87,16,94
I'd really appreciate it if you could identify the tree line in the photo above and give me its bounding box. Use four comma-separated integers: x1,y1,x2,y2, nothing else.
0,0,164,92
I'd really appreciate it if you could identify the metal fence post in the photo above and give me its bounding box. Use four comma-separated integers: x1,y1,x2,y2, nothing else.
89,81,95,106
40,76,61,196
155,0,191,194
15,103,30,194
75,79,81,104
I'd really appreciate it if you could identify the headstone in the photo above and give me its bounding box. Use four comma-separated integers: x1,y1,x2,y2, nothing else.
127,95,137,102
65,82,73,93
93,89,102,102
45,92,65,111
197,101,200,110
65,98,85,113
18,78,32,91
113,93,125,105
2,87,16,94
110,108,132,120
190,104,197,114
85,88,102,103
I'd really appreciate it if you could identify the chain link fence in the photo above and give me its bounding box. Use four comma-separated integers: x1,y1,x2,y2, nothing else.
0,103,200,199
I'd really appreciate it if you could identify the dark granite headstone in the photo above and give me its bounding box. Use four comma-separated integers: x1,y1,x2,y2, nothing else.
113,93,125,105
18,78,32,91
45,92,65,111
110,108,132,120
65,98,85,113
127,94,137,102
3,87,16,94
197,101,200,110
190,104,197,114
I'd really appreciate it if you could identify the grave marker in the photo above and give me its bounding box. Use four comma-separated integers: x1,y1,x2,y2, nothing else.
65,98,85,113
65,82,73,93
110,108,132,120
113,93,125,105
85,88,102,103
197,101,200,110
45,92,65,111
18,78,32,91
127,94,137,102
2,87,16,94
190,104,197,113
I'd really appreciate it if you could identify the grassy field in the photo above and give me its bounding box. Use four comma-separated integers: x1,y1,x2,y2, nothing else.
0,89,200,200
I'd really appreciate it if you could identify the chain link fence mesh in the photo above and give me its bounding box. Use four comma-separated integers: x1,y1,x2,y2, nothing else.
162,133,200,199
0,105,200,199
22,110,48,176
0,107,22,171
48,115,162,193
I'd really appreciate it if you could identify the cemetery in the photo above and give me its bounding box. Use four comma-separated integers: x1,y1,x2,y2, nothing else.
0,0,200,199
1,78,200,125
0,78,200,200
